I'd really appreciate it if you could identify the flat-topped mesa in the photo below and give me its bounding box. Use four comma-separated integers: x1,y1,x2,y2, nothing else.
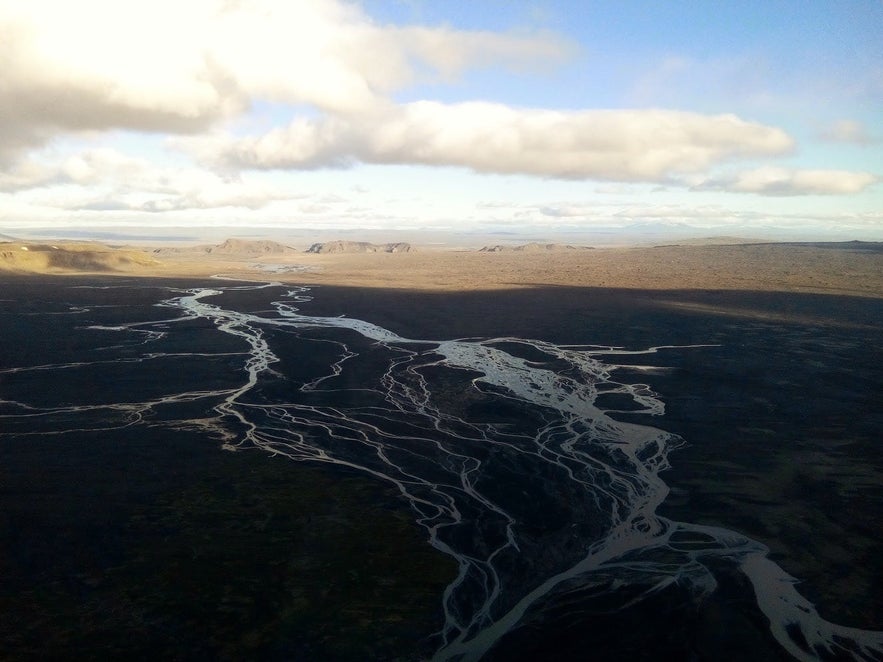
208,238,298,255
478,243,593,252
306,240,414,254
152,238,299,258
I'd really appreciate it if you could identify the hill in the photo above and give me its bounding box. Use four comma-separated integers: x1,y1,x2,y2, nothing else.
0,242,160,274
153,238,299,258
306,241,413,254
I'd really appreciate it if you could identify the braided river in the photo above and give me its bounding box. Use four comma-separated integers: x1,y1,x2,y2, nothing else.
2,280,881,661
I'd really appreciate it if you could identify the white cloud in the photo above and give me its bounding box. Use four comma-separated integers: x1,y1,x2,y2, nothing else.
819,120,876,145
1,148,295,212
1,0,877,236
0,0,239,164
0,0,571,162
0,149,153,192
695,167,879,196
627,55,772,110
211,102,794,182
512,201,762,225
471,197,883,233
538,204,598,218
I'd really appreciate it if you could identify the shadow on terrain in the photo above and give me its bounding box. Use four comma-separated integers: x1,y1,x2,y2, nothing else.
289,283,883,634
1,276,881,659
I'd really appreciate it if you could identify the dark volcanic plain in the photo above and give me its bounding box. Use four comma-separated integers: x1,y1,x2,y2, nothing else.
0,276,456,661
1,241,882,660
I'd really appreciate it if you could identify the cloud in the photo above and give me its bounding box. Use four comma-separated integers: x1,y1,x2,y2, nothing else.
521,201,761,224
694,167,879,195
137,185,278,212
0,0,571,163
2,0,876,235
0,0,240,164
206,2,572,112
392,25,575,79
0,149,153,192
210,102,794,182
627,55,773,110
538,205,595,218
1,148,294,212
819,120,876,145
475,198,883,232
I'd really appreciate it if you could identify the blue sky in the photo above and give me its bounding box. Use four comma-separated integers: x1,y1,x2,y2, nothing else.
0,0,880,240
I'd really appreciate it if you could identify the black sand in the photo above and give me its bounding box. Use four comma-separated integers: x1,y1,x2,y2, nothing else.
1,276,881,660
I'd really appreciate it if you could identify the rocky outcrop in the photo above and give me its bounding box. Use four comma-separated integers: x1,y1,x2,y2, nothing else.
207,239,297,255
306,241,414,254
478,243,593,252
153,238,298,257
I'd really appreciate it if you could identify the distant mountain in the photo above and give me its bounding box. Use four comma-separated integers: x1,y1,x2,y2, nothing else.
306,241,414,254
153,238,298,257
206,238,298,255
478,243,593,252
0,232,18,241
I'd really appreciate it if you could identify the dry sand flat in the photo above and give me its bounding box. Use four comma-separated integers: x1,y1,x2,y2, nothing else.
279,243,883,297
2,240,882,297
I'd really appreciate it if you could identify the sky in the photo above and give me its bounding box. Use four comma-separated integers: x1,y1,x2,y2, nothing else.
0,0,881,240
